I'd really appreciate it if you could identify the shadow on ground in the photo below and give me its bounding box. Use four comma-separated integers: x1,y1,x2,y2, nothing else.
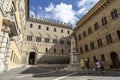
20,66,120,78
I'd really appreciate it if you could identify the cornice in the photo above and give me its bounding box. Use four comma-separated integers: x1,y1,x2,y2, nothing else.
74,0,114,31
27,17,73,29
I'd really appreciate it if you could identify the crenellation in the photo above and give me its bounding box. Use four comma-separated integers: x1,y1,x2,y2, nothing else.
28,17,73,29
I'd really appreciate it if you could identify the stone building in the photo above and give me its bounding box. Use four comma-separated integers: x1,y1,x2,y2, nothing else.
21,17,72,65
0,0,26,72
74,0,120,68
21,0,73,65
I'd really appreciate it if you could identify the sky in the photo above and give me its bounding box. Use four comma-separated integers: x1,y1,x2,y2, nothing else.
30,0,99,26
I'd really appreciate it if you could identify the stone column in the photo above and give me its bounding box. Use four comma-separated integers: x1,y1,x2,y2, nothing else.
0,26,10,72
70,36,79,66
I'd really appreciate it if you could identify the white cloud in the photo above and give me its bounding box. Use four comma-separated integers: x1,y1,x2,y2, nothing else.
76,7,87,15
45,3,54,12
30,0,99,26
35,2,78,26
50,2,78,25
78,0,86,8
76,0,99,17
29,10,36,17
78,0,99,8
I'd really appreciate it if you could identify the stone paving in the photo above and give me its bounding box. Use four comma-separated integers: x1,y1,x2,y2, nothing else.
0,67,120,80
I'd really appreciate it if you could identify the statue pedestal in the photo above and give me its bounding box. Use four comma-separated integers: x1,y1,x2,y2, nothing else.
62,36,81,72
62,52,81,72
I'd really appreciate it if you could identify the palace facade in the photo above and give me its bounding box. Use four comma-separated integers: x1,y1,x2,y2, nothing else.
74,0,120,68
21,18,72,65
21,0,72,65
0,0,26,72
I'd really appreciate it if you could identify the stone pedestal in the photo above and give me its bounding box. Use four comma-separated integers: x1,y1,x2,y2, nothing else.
63,36,80,72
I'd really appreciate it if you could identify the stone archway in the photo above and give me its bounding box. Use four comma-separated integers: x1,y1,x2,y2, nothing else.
29,52,36,65
110,52,120,68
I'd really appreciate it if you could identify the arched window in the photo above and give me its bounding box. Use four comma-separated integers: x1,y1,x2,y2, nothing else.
36,37,41,42
102,17,107,26
45,34,50,43
27,32,33,41
53,35,57,44
36,32,42,42
111,9,119,20
83,31,86,38
27,35,32,41
117,30,120,40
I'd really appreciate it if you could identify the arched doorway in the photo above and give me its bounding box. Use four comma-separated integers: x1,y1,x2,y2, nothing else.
29,52,36,65
110,52,120,68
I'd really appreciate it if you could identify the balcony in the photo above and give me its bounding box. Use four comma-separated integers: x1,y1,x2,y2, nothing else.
3,13,20,37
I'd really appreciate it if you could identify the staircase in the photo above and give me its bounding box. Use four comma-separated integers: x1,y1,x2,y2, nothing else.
20,64,69,74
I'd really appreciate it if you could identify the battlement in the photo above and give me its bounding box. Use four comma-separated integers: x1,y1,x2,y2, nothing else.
28,17,73,29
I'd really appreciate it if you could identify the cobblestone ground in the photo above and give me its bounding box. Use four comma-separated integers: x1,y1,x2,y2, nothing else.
0,67,120,80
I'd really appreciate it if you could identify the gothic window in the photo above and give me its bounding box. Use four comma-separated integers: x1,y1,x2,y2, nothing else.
36,37,41,42
94,22,99,30
45,34,50,43
88,27,92,34
53,35,57,44
90,42,95,50
106,34,112,44
45,38,49,43
102,17,107,26
53,39,57,44
97,38,102,47
27,35,32,41
111,9,119,20
85,45,88,52
83,31,86,38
